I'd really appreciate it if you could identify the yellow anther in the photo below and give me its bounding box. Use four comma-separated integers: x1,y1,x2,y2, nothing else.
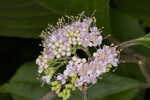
93,17,96,22
138,60,143,65
111,43,114,46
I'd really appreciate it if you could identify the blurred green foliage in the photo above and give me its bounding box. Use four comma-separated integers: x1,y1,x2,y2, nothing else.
0,0,150,100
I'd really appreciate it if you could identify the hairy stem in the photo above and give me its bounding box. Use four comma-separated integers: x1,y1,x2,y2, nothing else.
42,91,56,100
82,84,88,100
120,55,150,84
138,59,150,84
117,39,150,50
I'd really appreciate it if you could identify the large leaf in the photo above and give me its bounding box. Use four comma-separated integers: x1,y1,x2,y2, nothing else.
35,0,111,33
115,63,145,82
54,73,141,100
112,0,150,27
110,8,144,41
0,0,59,38
110,8,150,57
0,62,50,100
99,88,139,100
0,0,111,38
0,62,141,100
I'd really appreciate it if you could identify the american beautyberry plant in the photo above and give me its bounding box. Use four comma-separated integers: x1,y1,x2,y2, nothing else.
36,13,150,100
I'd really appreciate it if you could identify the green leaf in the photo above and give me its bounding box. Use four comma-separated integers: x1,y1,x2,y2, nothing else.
115,63,145,82
110,8,145,41
135,33,150,48
53,73,141,100
34,0,111,33
110,8,150,57
0,93,12,100
0,62,50,100
86,73,141,100
0,0,110,38
112,0,150,27
99,88,139,100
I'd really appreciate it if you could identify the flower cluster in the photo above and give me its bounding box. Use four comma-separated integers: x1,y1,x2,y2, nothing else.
57,45,118,88
42,17,102,59
36,14,119,100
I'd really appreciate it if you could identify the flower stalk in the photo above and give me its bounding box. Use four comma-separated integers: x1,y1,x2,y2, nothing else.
82,84,88,100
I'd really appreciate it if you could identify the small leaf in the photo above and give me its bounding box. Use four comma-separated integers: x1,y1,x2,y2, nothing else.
135,33,150,48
